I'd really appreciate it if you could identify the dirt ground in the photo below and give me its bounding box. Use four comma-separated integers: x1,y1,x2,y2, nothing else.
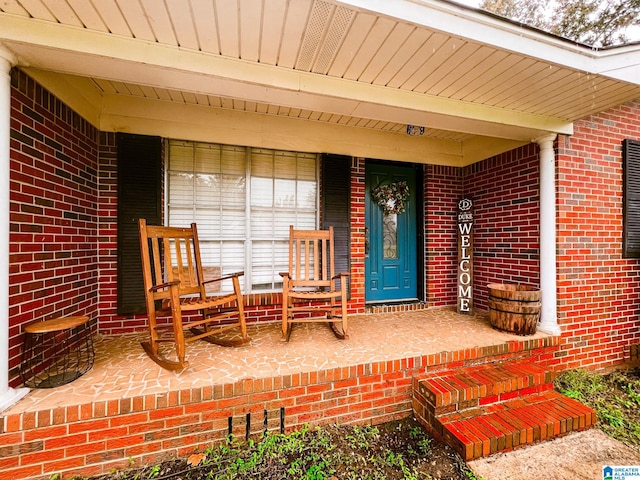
469,429,640,479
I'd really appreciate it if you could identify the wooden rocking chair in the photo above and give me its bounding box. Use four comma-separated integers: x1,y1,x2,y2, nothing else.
280,225,349,341
138,219,248,370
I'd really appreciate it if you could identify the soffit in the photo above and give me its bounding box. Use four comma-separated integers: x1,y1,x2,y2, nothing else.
1,0,639,163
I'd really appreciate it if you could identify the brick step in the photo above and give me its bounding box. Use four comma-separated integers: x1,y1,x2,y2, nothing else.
440,390,596,461
416,361,555,415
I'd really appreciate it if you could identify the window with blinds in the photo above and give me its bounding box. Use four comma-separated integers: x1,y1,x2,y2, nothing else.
167,140,318,292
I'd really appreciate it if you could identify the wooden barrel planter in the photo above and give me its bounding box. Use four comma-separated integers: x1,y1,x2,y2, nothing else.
487,283,541,335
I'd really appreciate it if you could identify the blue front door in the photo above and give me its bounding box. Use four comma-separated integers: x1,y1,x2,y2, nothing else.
365,163,418,302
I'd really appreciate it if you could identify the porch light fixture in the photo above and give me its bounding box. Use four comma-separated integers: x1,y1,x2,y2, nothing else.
406,124,425,136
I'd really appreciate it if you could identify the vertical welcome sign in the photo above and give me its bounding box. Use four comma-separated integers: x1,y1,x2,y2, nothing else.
457,198,473,313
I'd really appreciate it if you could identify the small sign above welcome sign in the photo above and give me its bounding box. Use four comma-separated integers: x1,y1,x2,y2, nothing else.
457,198,473,313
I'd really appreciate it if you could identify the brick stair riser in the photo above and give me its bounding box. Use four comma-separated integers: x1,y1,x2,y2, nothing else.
440,393,596,461
419,365,555,410
421,383,555,419
412,362,596,462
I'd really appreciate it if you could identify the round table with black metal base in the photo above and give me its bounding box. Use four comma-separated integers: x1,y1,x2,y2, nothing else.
20,316,95,388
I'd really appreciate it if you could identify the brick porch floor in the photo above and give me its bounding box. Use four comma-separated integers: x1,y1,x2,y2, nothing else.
1,307,560,479
7,306,554,413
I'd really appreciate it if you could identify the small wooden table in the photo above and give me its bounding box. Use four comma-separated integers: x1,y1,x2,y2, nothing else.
20,316,95,388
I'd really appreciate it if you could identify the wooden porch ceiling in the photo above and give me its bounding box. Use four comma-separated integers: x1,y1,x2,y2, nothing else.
1,0,639,165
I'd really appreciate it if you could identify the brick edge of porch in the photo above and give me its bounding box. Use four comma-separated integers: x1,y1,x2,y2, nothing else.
0,336,559,480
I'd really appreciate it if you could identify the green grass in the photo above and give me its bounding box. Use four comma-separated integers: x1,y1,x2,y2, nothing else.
555,368,640,448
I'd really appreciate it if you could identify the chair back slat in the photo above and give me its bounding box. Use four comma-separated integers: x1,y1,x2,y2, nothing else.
140,222,204,300
288,226,334,289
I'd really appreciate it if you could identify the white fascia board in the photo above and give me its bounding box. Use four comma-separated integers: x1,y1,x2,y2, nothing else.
336,0,640,85
591,46,640,83
0,15,573,139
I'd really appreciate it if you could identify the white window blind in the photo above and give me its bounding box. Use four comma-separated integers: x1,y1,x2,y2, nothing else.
168,140,318,292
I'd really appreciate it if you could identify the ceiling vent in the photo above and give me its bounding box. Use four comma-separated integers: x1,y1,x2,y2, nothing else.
296,1,353,74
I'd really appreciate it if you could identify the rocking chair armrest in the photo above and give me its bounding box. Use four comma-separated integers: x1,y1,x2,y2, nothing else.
279,272,291,279
149,280,180,292
202,271,245,285
332,272,350,280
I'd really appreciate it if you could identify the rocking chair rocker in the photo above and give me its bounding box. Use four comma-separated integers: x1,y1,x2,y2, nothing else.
138,219,248,370
280,225,349,341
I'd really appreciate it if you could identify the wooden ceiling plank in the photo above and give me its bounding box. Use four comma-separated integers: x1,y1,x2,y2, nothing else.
371,28,431,86
239,0,262,62
326,11,376,77
220,97,238,110
399,35,462,92
165,0,199,50
139,85,160,100
194,93,210,105
190,0,219,53
154,88,172,101
208,95,223,108
38,0,82,26
0,0,29,16
482,60,549,106
445,50,514,100
126,83,145,97
358,22,415,83
66,0,108,31
167,89,185,102
500,67,576,110
110,80,131,95
526,75,610,116
278,0,313,68
114,0,155,41
91,78,117,94
89,0,130,36
416,41,482,93
527,73,605,112
386,30,448,89
460,56,531,103
16,0,57,21
537,80,634,117
259,0,287,65
214,0,240,58
429,45,496,97
140,0,177,45
343,16,395,81
182,91,198,104
561,86,640,118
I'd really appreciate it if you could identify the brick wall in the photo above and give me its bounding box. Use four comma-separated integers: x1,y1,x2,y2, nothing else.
465,144,541,310
424,165,463,306
9,70,99,387
555,99,640,370
349,157,366,313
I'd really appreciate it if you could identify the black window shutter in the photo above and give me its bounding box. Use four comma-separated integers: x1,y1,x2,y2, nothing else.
321,154,351,295
624,139,640,258
117,133,162,314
